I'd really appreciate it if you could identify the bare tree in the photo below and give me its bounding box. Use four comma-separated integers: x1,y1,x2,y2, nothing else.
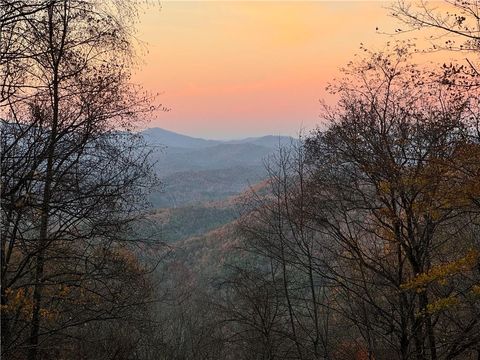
1,1,56,102
391,0,480,52
305,45,480,360
390,0,480,80
219,264,293,360
223,44,480,360
1,1,162,359
230,140,336,360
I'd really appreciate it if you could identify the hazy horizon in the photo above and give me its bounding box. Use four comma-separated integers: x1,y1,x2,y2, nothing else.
142,124,305,141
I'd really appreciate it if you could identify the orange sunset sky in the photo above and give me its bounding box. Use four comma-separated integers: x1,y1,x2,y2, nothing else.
134,1,457,139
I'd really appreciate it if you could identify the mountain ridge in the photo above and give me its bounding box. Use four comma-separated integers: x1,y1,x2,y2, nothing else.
141,127,294,150
141,127,221,148
142,127,294,208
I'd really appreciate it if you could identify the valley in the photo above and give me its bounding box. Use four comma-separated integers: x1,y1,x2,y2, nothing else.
142,128,281,280
143,127,291,207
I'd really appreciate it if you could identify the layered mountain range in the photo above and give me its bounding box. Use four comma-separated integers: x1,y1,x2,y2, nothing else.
142,127,293,208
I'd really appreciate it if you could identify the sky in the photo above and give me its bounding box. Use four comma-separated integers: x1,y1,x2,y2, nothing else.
132,1,453,139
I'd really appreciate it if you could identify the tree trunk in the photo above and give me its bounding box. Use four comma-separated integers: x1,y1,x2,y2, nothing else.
27,5,61,356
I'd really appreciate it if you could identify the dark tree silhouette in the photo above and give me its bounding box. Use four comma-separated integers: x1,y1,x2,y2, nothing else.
1,1,161,359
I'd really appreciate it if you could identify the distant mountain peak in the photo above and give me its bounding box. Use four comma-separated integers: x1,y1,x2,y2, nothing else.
143,127,297,208
142,127,221,149
142,127,295,150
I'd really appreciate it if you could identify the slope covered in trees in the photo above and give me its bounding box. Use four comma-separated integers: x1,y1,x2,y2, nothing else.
145,24,480,360
143,128,294,207
2,1,480,360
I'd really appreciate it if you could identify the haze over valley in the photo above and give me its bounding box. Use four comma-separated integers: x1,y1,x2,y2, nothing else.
143,127,294,207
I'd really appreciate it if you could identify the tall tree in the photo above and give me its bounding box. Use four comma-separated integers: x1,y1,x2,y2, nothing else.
1,1,160,359
305,45,480,360
231,142,336,360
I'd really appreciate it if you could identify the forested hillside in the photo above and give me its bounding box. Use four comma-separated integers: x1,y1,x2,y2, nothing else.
143,128,293,207
2,1,480,360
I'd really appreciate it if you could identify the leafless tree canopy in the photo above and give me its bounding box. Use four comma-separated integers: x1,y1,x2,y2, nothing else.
390,0,480,77
1,1,161,359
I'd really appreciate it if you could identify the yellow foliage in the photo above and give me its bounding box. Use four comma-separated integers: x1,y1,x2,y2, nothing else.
401,249,479,290
426,296,459,314
39,308,58,321
58,284,71,297
1,287,34,319
377,180,391,195
2,287,59,322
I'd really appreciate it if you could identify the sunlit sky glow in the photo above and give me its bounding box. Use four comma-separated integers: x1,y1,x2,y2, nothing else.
133,1,457,139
